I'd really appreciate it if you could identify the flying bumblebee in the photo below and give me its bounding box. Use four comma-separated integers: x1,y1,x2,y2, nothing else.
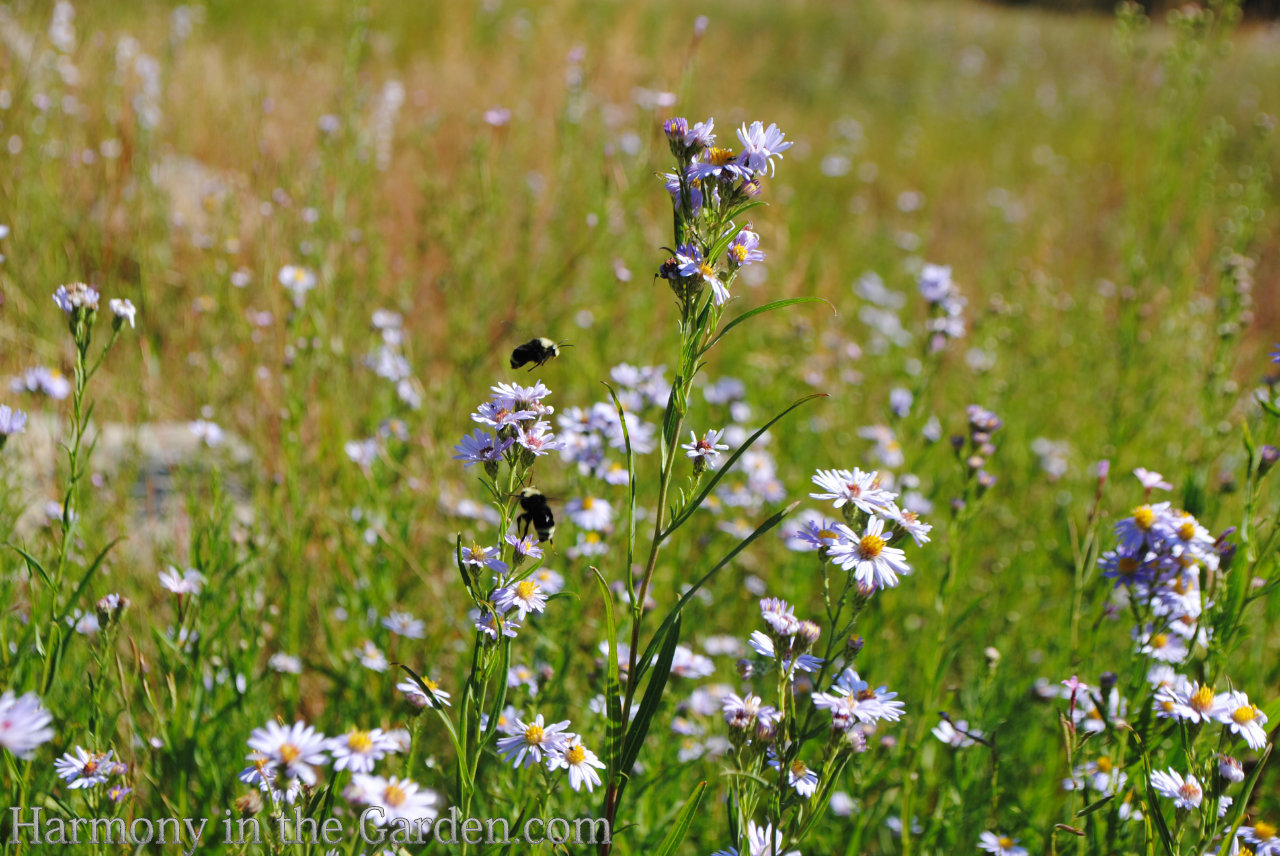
510,337,570,370
516,487,556,543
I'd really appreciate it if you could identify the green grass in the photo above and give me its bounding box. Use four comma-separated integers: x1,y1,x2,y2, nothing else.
1,0,1278,853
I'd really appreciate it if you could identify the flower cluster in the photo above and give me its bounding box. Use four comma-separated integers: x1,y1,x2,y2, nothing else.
917,263,966,353
239,717,427,818
456,381,562,474
556,363,664,483
657,118,791,308
495,713,605,792
360,309,423,410
801,467,930,593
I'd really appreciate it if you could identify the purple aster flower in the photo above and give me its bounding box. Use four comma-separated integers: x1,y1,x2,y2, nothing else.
663,117,689,143
664,172,703,215
684,118,715,149
675,244,730,304
516,421,561,456
687,146,751,183
454,429,512,466
0,404,27,438
735,121,793,177
727,229,765,267
1271,343,1280,364
52,282,99,315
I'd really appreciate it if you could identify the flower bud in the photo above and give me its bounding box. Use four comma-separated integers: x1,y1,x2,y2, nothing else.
1260,445,1278,477
1219,755,1245,783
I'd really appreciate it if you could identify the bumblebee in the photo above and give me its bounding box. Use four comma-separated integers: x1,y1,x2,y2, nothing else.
516,487,556,543
510,337,568,370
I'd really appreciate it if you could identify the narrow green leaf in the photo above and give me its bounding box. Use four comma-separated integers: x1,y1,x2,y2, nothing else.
54,537,124,627
602,383,638,591
621,614,682,777
590,566,625,777
480,639,512,746
1075,793,1115,818
634,501,799,687
400,665,473,791
5,542,53,588
662,395,826,540
651,780,708,856
701,297,836,356
1136,738,1177,856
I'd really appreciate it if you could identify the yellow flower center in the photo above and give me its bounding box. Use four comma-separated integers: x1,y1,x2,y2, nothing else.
706,147,735,166
1179,780,1201,800
384,782,407,808
698,262,716,279
1233,705,1258,725
425,678,439,691
1096,756,1113,773
586,532,601,544
998,838,1014,848
1254,821,1276,839
791,760,808,776
516,580,537,600
565,744,586,764
859,534,886,558
83,759,99,775
1190,685,1215,712
347,730,373,752
583,496,595,509
279,743,300,764
1177,521,1195,541
524,724,545,745
730,245,747,263
1132,506,1155,530
1150,634,1168,649
817,529,838,540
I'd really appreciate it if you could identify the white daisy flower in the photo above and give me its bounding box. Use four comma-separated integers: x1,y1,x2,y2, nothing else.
495,713,571,768
494,580,549,620
327,728,400,773
348,774,439,826
758,597,800,636
1241,821,1280,856
382,611,425,639
886,505,932,546
768,754,819,798
473,609,521,641
397,676,451,709
55,746,115,788
530,567,565,594
246,720,328,787
547,737,605,792
1150,768,1203,810
159,566,206,595
978,831,1028,855
355,641,388,672
1133,468,1172,492
1216,691,1269,750
1114,502,1172,554
108,298,137,328
1153,681,1226,724
565,495,613,531
809,467,896,515
1134,626,1189,664
670,645,715,679
0,690,55,759
828,517,911,589
932,718,982,748
681,429,729,469
721,693,780,731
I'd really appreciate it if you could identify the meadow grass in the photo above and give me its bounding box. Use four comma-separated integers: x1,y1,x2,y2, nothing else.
1,0,1278,853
